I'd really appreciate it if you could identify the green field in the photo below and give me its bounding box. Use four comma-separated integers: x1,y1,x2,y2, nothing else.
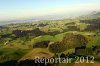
0,17,100,66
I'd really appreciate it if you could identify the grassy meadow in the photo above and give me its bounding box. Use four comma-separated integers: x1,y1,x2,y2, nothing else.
0,17,100,66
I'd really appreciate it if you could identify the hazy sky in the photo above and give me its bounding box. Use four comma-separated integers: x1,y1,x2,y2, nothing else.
0,0,100,21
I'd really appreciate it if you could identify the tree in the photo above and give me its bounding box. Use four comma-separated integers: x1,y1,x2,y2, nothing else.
48,42,66,54
61,33,88,49
12,30,28,37
33,41,50,48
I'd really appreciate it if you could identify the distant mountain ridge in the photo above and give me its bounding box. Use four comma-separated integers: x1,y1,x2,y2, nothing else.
87,11,100,17
0,11,100,26
77,11,100,19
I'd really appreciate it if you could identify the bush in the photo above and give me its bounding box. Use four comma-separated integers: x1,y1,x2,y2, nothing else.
61,33,88,49
48,42,67,53
33,41,50,48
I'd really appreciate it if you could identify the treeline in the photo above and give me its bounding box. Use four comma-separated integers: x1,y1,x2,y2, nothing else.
0,28,61,39
12,28,46,37
80,19,100,31
63,26,80,32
